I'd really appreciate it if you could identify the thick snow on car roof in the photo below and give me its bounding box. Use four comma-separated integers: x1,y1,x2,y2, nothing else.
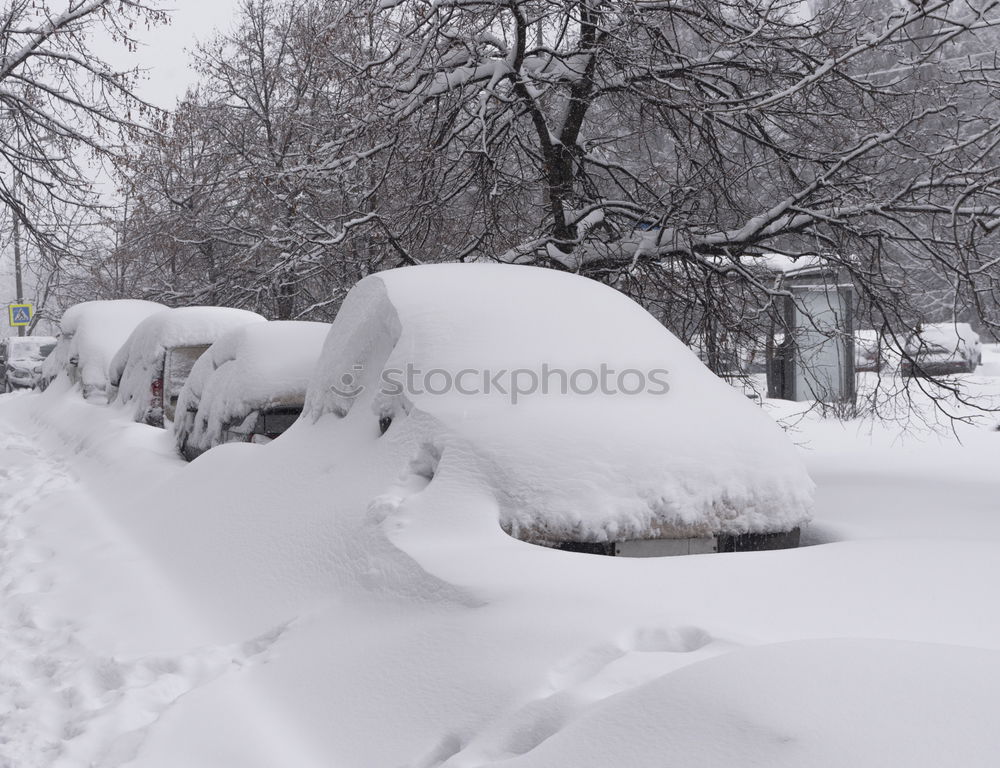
176,320,330,453
908,322,979,350
306,263,813,543
42,300,166,399
111,306,265,421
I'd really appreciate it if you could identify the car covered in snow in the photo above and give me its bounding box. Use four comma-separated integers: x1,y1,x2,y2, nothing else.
110,306,266,427
304,264,813,556
40,300,166,401
854,329,886,373
174,321,330,460
0,336,56,392
901,322,982,377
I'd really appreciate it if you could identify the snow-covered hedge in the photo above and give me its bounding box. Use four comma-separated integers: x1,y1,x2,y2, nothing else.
110,306,265,424
175,320,330,456
305,264,814,543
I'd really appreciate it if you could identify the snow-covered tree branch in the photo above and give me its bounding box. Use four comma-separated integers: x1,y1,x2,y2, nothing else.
0,0,167,253
363,0,1000,341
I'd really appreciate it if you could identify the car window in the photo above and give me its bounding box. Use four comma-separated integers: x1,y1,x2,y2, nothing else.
259,408,302,438
163,344,211,422
165,345,211,398
8,341,39,359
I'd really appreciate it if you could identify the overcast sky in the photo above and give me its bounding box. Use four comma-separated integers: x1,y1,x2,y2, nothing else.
0,1,246,314
102,0,244,110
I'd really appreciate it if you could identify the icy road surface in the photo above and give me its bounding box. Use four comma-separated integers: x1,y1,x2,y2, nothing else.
1,351,1000,767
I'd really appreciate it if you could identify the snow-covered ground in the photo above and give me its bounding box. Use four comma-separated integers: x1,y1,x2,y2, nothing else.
0,347,998,766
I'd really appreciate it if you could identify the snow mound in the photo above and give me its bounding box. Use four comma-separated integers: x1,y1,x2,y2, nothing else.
41,300,166,402
484,639,1000,768
111,306,265,423
306,264,813,543
176,321,330,455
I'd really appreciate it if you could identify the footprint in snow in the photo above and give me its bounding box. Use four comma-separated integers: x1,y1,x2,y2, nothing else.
0,424,295,767
415,625,719,768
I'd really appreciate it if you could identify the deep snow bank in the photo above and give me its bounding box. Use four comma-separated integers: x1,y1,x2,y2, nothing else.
5,312,1000,768
306,264,813,542
481,638,1000,768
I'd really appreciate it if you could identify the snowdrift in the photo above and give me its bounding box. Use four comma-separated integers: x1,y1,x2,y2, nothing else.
4,271,1000,768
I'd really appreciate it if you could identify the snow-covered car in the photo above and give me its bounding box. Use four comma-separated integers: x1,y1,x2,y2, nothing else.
175,320,330,460
0,336,56,392
110,306,266,427
40,300,166,401
854,329,885,373
901,322,982,377
305,264,813,555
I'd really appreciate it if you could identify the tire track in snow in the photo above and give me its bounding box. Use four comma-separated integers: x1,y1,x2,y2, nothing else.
0,423,288,767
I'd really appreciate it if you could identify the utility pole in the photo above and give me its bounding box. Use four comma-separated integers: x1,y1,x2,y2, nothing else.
11,175,25,337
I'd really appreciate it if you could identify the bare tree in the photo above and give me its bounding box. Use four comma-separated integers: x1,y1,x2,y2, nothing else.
0,0,168,257
107,0,1000,415
362,1,1000,340
182,0,396,318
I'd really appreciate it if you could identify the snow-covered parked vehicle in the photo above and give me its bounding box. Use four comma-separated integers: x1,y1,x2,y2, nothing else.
901,322,982,377
855,329,886,373
305,263,814,555
40,300,166,401
110,306,266,427
174,321,330,460
0,336,56,392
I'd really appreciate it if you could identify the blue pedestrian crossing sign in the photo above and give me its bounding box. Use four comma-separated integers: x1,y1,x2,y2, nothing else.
8,303,32,327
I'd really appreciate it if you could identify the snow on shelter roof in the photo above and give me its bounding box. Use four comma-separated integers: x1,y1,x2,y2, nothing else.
709,252,833,277
305,264,813,543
